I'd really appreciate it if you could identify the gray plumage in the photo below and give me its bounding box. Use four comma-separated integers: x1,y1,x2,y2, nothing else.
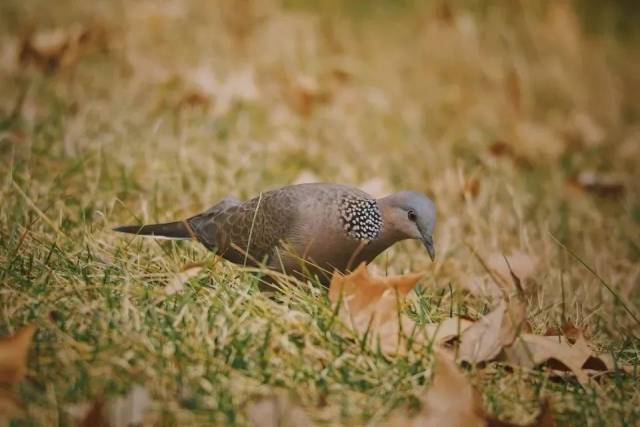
114,183,436,284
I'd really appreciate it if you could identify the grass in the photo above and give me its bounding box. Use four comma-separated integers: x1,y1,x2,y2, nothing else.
1,0,639,425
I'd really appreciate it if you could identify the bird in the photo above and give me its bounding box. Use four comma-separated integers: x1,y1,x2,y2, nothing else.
114,183,436,284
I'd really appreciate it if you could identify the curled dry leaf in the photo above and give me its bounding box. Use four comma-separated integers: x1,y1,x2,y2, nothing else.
0,324,37,384
458,299,526,365
165,263,204,295
504,333,614,386
247,391,313,427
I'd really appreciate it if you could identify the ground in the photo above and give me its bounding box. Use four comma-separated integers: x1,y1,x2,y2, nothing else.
1,0,639,426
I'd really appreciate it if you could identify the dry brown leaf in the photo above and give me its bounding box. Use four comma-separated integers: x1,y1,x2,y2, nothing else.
461,178,481,200
418,350,485,426
423,317,474,345
543,322,582,343
388,350,555,427
0,389,25,425
284,74,330,117
458,299,526,364
19,24,108,73
504,333,614,385
0,324,37,385
387,350,485,427
330,265,477,353
69,385,152,427
487,251,538,291
165,263,204,295
247,392,313,427
566,171,625,199
329,264,423,353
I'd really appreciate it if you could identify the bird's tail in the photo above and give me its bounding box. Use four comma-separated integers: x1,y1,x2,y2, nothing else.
113,221,193,240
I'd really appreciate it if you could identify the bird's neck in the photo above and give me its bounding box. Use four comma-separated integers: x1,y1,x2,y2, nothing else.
353,201,407,264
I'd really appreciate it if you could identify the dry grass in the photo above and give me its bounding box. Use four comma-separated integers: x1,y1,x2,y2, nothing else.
1,0,639,425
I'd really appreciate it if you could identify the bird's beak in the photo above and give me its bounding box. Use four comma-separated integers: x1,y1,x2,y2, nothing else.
421,234,435,261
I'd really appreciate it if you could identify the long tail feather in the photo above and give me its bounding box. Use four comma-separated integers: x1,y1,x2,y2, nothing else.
113,221,192,240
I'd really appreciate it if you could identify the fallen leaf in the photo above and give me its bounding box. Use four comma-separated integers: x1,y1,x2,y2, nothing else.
423,317,474,345
0,324,37,384
247,391,312,427
566,171,625,199
19,23,108,73
69,385,152,427
487,251,538,292
504,333,614,385
461,178,481,200
166,263,204,295
0,389,25,424
284,74,330,117
387,350,485,427
458,299,526,364
329,264,423,353
185,66,259,115
330,265,478,353
177,90,213,110
543,322,582,343
387,350,556,427
419,350,485,426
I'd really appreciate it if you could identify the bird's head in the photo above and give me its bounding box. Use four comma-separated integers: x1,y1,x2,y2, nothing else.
380,191,436,261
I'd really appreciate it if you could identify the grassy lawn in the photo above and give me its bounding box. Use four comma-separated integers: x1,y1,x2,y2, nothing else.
1,0,639,425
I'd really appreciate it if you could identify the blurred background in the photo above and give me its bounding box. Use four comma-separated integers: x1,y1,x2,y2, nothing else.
2,0,639,277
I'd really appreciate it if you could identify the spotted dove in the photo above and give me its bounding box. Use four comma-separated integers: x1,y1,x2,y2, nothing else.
114,183,436,283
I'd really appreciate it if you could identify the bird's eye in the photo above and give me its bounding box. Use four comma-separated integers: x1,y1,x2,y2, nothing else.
407,209,417,221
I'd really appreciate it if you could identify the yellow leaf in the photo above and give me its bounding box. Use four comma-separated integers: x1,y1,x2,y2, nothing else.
0,324,37,385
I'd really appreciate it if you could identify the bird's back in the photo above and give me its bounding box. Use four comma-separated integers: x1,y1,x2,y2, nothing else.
188,183,377,275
